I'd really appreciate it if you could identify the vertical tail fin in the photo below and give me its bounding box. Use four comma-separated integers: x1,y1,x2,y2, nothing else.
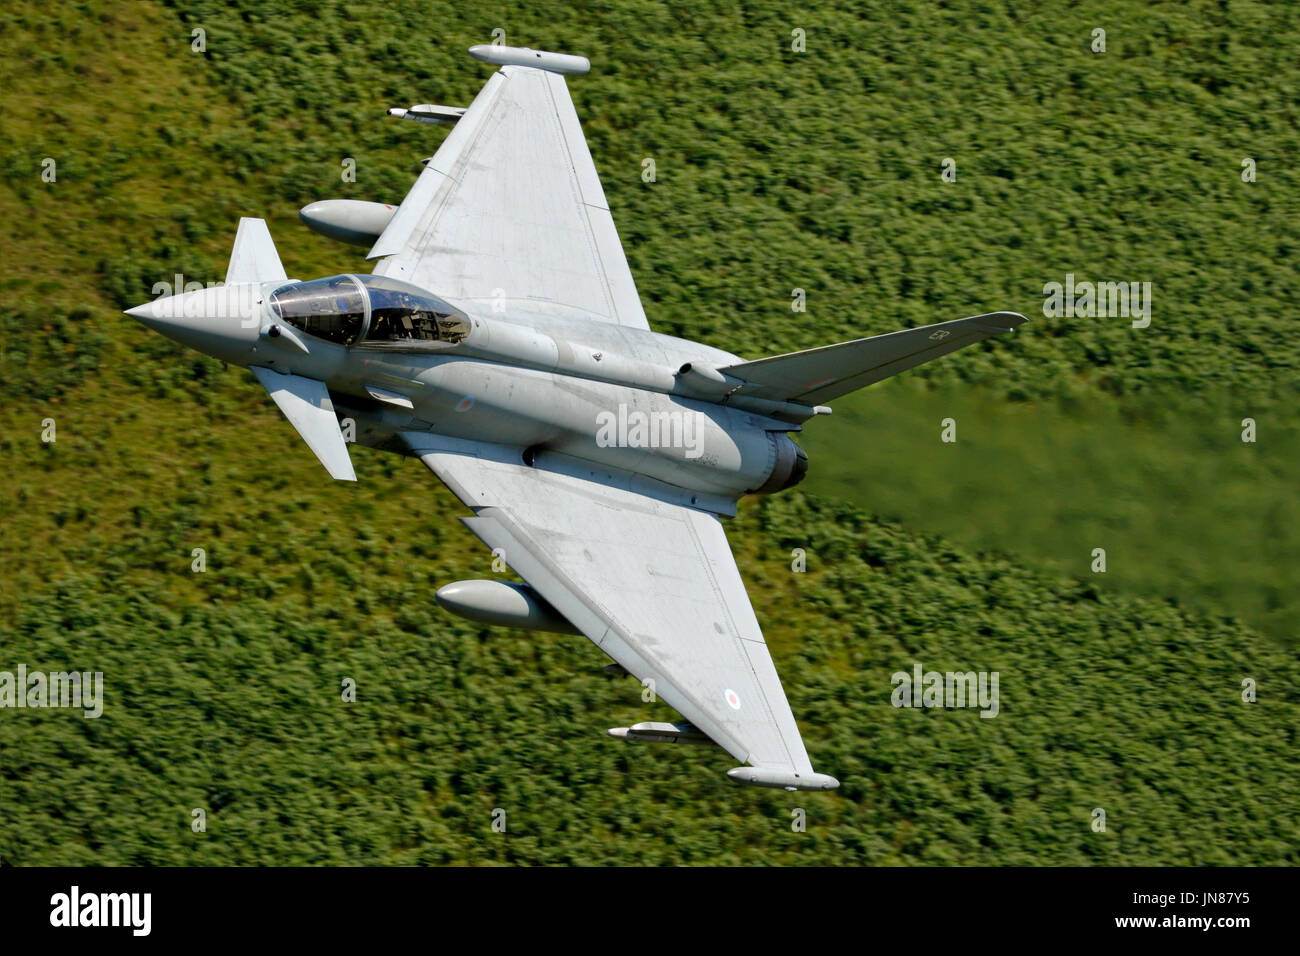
719,312,1027,406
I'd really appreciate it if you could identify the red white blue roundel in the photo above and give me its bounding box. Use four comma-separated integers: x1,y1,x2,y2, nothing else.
725,688,741,710
455,396,474,412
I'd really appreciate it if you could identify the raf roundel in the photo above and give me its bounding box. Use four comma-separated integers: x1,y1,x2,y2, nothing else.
725,688,741,710
455,396,474,412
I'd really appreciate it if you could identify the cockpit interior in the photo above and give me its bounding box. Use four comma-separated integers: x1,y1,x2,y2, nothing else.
268,274,470,348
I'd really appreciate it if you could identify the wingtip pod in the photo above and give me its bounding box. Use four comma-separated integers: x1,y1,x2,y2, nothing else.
468,44,590,75
728,767,840,791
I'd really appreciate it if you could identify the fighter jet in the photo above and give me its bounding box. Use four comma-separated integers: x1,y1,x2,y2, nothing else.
126,45,1026,791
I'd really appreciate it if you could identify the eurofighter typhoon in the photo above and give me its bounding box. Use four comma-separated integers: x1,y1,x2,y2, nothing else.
126,45,1026,791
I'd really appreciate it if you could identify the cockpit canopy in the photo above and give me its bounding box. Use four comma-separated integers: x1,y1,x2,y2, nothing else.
269,274,470,348
269,275,365,345
359,274,471,346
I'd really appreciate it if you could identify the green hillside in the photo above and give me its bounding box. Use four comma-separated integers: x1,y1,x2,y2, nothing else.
0,0,1296,864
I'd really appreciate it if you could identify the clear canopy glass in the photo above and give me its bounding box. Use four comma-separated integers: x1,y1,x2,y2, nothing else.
268,274,470,348
355,274,470,346
269,275,365,346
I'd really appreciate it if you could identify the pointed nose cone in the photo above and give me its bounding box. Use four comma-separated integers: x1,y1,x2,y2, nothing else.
126,284,263,363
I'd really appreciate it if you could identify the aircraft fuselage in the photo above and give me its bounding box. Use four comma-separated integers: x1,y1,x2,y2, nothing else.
129,278,809,501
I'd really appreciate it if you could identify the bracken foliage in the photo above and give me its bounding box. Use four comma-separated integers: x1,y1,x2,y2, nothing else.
0,0,1296,864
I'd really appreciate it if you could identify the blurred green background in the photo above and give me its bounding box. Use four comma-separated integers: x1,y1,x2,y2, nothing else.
0,0,1295,864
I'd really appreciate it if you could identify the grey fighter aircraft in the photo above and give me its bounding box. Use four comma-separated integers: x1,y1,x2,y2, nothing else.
126,45,1026,791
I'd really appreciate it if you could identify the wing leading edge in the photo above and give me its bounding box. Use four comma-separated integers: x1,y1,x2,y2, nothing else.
401,432,838,791
369,53,650,330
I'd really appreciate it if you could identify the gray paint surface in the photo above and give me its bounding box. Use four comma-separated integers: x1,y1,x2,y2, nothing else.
124,46,1025,791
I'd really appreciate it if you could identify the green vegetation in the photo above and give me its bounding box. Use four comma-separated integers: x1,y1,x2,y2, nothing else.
0,0,1296,864
802,380,1300,641
3,494,1296,865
